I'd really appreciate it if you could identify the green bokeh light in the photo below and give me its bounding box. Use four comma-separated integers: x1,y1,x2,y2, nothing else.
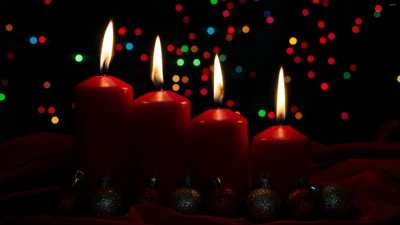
181,45,189,52
258,109,266,117
193,59,201,66
343,72,351,79
220,54,227,62
374,11,381,18
75,54,83,62
177,59,185,66
0,93,5,101
210,0,218,5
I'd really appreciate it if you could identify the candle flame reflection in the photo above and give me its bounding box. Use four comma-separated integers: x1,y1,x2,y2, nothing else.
100,21,114,75
276,67,286,124
213,54,224,107
151,36,164,90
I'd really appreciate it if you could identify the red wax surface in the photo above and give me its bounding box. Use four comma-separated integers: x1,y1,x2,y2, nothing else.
190,108,249,197
75,75,133,199
250,125,311,198
130,90,190,201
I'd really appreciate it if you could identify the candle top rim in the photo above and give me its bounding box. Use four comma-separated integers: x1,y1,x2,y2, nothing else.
77,75,133,90
253,125,309,141
191,108,247,123
133,90,189,103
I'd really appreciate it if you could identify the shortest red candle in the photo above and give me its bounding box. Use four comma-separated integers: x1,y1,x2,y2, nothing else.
190,55,249,197
250,67,311,199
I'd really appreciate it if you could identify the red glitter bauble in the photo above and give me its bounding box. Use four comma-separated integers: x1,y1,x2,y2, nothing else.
286,174,318,220
54,170,84,216
136,173,161,205
208,177,240,217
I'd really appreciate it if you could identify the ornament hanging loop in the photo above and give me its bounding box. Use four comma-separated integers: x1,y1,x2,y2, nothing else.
72,170,84,188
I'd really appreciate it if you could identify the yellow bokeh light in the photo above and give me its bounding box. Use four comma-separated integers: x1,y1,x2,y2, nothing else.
284,76,291,83
235,111,241,115
397,75,400,83
209,65,214,72
295,112,303,120
51,116,59,124
181,76,189,84
191,45,198,53
172,84,180,91
172,75,180,82
242,26,250,33
43,81,51,89
289,37,297,45
226,34,233,42
1,79,9,86
5,24,13,32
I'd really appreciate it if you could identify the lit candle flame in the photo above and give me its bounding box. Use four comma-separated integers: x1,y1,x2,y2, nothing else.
151,36,164,90
100,21,114,75
213,54,224,107
276,67,286,124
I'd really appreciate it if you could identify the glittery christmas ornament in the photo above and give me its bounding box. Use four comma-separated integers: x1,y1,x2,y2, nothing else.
136,173,161,205
88,174,124,217
246,173,281,223
169,172,202,215
55,170,84,216
286,174,318,220
208,176,240,217
319,184,352,219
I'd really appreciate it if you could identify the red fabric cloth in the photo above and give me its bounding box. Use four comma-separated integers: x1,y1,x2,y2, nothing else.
2,133,400,225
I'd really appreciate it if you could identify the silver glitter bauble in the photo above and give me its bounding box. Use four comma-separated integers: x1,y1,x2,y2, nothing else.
88,175,124,217
246,173,281,223
168,172,202,215
319,184,352,219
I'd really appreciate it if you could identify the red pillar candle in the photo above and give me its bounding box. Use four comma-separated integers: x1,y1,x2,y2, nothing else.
250,67,310,199
130,36,190,200
75,21,134,198
190,55,249,197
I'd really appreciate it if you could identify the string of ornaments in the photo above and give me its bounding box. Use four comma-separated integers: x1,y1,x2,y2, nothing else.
55,170,352,222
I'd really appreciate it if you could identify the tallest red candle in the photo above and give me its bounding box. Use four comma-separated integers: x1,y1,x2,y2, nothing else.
75,21,133,198
130,36,190,200
250,67,310,199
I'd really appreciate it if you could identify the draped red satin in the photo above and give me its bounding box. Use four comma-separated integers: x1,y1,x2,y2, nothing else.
1,132,400,225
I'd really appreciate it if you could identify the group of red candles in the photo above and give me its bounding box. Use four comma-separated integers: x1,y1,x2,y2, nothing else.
74,21,311,201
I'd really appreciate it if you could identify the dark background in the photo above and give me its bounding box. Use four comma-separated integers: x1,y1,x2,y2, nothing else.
0,0,399,144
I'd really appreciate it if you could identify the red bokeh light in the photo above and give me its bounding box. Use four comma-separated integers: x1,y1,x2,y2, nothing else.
38,36,46,43
167,44,174,52
134,28,142,36
140,54,148,61
226,100,235,107
267,111,275,119
294,56,302,64
115,44,123,51
200,88,208,96
328,32,335,40
321,82,329,91
307,55,314,62
286,47,294,55
118,27,127,35
352,26,360,33
308,71,315,79
319,37,327,44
